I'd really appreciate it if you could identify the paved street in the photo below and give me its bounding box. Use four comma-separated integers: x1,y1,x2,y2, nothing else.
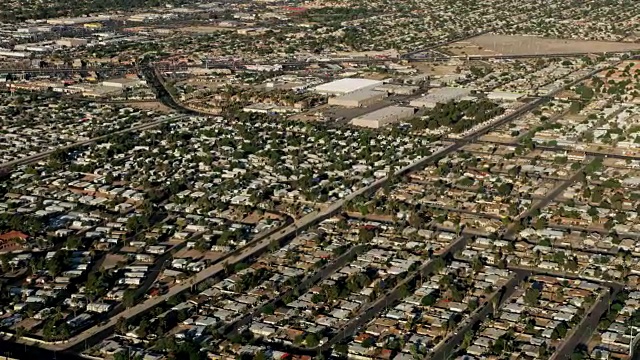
9,60,614,356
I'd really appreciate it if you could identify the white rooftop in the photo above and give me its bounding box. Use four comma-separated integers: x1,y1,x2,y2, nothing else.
314,78,384,95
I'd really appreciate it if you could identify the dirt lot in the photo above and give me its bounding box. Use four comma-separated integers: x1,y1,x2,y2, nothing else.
174,248,225,261
478,134,516,144
444,34,640,56
125,101,173,113
241,211,282,225
410,63,461,76
14,318,42,331
101,254,128,270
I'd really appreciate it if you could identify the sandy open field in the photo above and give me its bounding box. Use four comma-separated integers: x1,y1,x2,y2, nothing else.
445,34,640,56
101,254,128,270
409,63,460,76
125,101,173,113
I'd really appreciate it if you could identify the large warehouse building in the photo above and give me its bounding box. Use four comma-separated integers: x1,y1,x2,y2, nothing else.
487,91,524,102
351,106,415,129
314,78,384,96
328,89,387,108
409,87,473,108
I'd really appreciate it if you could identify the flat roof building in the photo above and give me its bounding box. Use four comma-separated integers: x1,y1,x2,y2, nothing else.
328,89,387,108
47,15,112,25
56,38,88,47
375,84,419,95
101,78,145,89
351,106,415,129
409,87,473,108
314,78,384,95
487,91,525,102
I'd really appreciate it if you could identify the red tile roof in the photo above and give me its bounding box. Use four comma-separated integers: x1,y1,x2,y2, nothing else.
0,231,29,241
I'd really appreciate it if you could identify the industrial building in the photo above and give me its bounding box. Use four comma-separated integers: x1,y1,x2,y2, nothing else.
430,73,466,87
101,78,145,89
56,38,88,47
314,78,384,95
0,51,29,58
409,87,473,108
374,84,419,95
487,91,525,102
328,89,387,108
46,15,112,25
351,106,415,129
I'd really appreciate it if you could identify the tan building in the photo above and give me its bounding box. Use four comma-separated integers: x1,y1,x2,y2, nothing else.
328,89,387,108
351,106,415,128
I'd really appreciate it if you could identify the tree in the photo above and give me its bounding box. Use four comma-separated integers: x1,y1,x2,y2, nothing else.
361,337,375,348
15,326,26,339
262,303,275,315
335,343,349,355
524,287,540,306
468,298,479,311
421,293,437,306
358,228,375,243
408,212,424,228
534,217,547,230
604,218,615,230
115,316,128,334
123,289,137,309
305,333,320,348
268,239,280,253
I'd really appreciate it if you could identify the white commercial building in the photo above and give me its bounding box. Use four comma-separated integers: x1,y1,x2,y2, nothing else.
410,87,473,108
47,15,112,25
314,78,384,96
56,38,88,47
374,84,419,95
101,78,145,89
351,106,415,129
0,51,29,58
87,302,112,313
487,91,525,102
328,89,387,108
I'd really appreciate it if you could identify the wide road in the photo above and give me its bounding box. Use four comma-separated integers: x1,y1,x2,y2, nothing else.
11,61,614,357
502,162,590,240
429,273,525,360
551,290,613,360
316,236,473,352
23,88,547,352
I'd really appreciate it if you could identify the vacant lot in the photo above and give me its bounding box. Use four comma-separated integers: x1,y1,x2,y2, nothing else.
125,101,173,113
101,254,128,270
445,34,640,56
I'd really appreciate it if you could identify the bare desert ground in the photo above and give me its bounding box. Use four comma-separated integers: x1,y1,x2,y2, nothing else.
445,34,640,56
125,101,173,113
